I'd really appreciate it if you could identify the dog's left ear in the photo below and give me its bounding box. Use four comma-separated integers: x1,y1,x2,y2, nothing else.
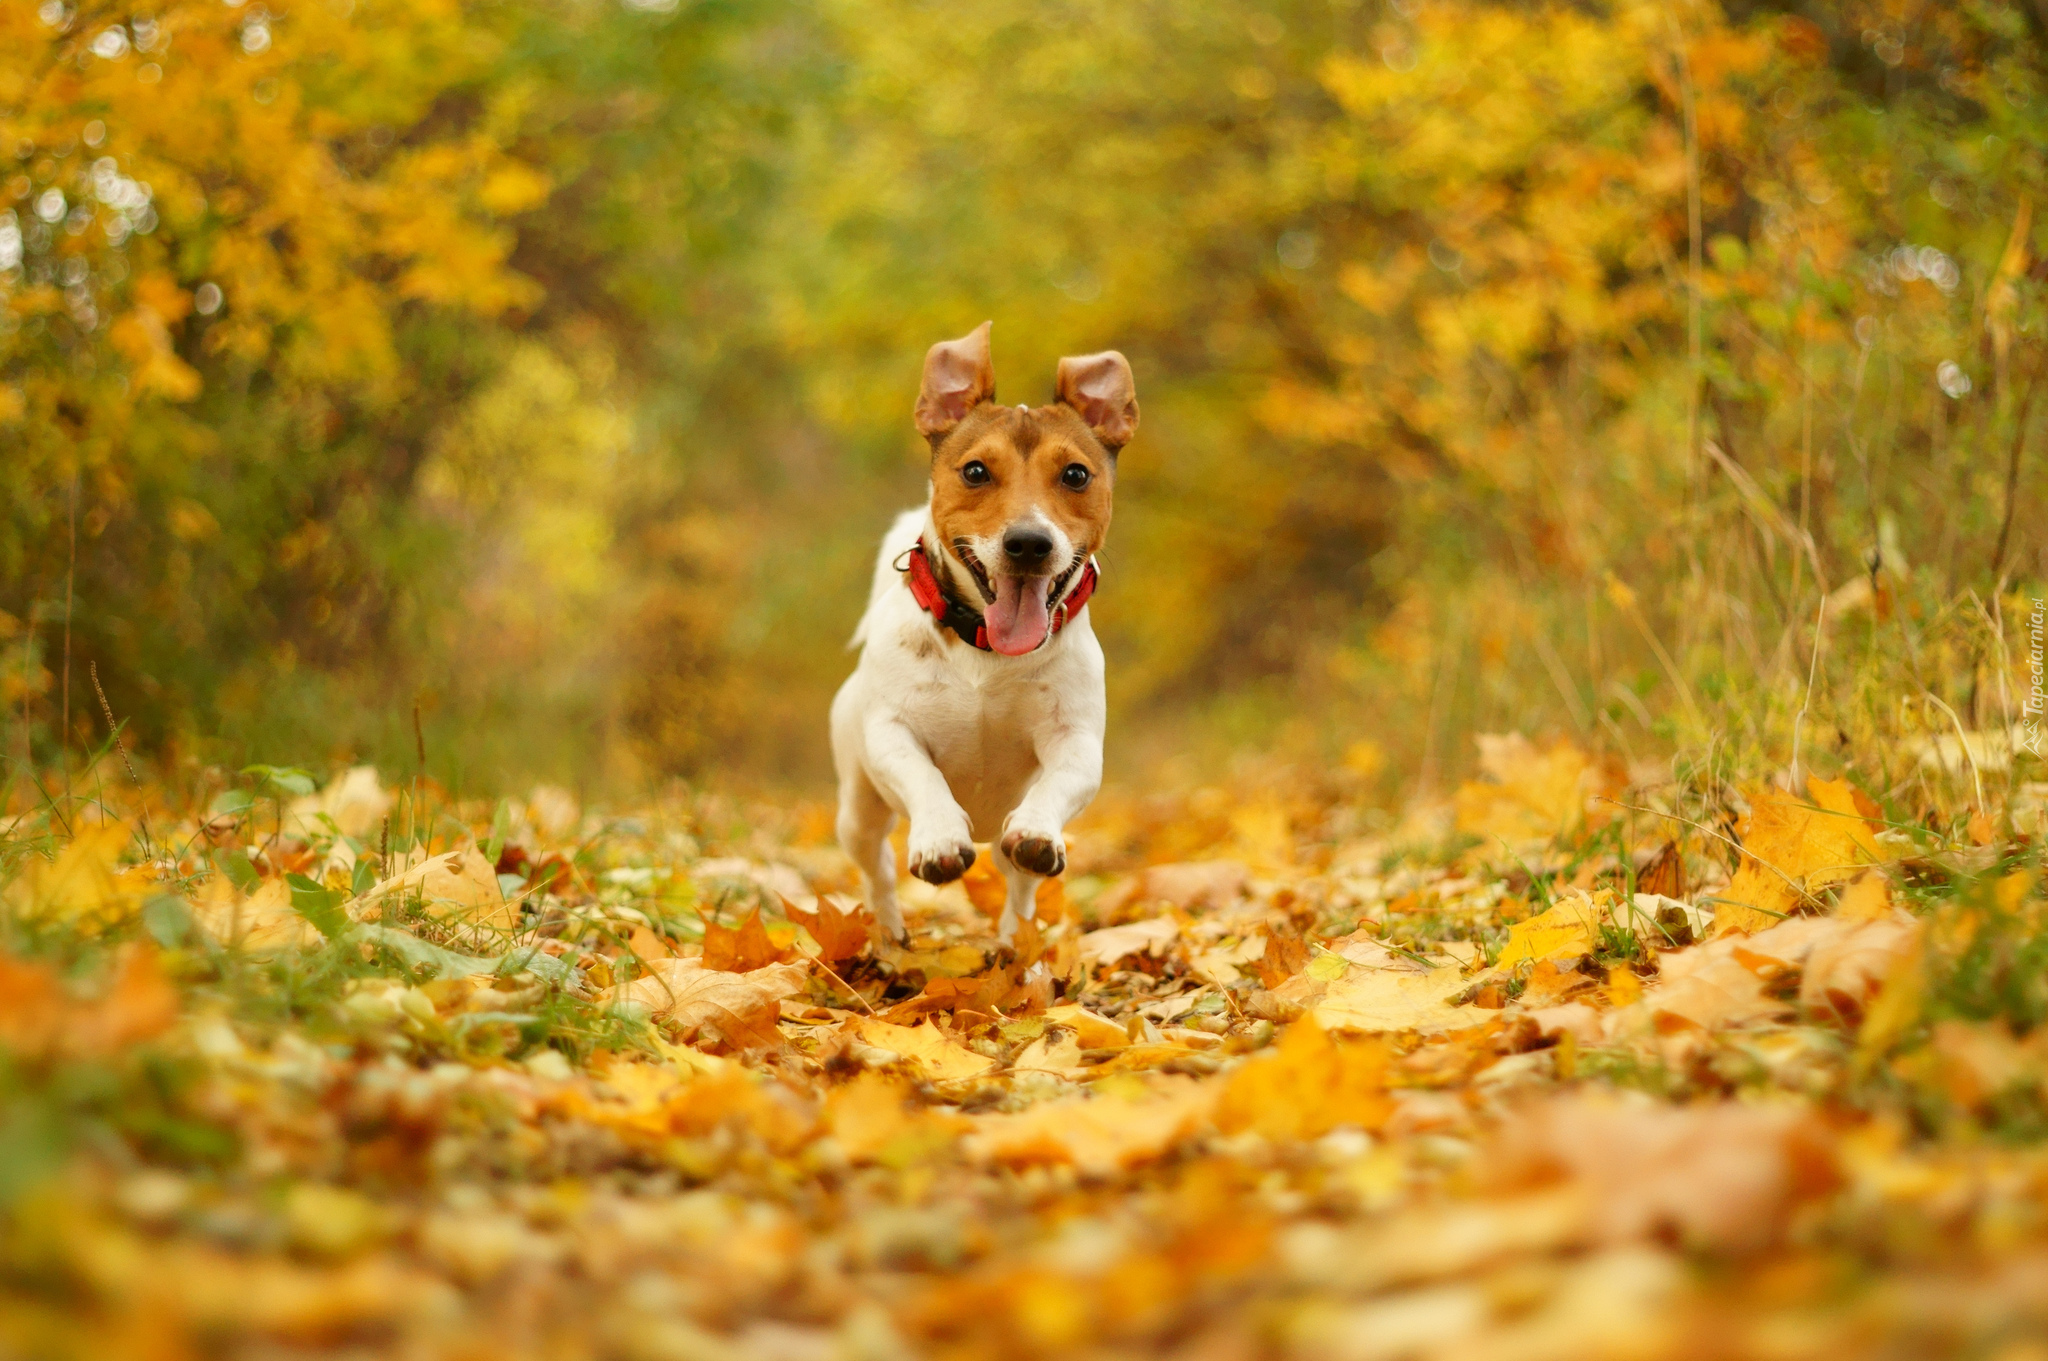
1055,351,1139,451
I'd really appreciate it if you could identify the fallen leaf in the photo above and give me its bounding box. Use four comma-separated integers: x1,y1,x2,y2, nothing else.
3,825,147,931
702,905,793,973
285,766,392,840
1487,1092,1841,1252
623,958,807,1049
628,925,675,961
1833,872,1893,923
1715,778,1883,936
827,1072,967,1164
1215,1017,1393,1139
1800,916,1918,1022
1496,893,1604,968
361,847,516,934
1635,840,1685,898
966,1078,1217,1176
190,876,324,952
960,857,1007,918
1455,734,1590,843
853,1017,995,1082
1313,964,1478,1035
1076,916,1182,969
1042,1004,1128,1050
1255,932,1310,989
784,894,875,962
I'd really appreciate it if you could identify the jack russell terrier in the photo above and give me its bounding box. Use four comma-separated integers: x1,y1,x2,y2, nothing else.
831,321,1138,943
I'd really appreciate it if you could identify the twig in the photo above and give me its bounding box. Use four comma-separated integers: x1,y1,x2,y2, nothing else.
1921,692,1985,812
1991,369,2039,580
1789,592,1827,791
812,954,878,1016
1596,796,1821,909
89,662,154,859
61,471,77,813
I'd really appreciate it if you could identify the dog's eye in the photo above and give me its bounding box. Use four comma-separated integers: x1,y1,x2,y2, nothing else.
960,461,991,487
1060,463,1092,491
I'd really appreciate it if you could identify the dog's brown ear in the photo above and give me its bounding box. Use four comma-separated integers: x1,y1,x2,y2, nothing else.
915,321,996,441
1055,350,1139,451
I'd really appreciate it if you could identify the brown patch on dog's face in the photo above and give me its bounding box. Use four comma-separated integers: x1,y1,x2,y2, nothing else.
911,324,1136,651
929,405,1115,598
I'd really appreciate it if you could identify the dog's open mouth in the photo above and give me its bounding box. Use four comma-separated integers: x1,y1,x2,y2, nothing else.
953,544,1085,656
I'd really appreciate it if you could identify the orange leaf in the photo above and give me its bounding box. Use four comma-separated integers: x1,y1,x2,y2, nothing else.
783,895,873,963
701,906,792,973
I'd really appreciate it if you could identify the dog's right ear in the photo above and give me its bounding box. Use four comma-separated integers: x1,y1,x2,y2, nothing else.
914,321,996,442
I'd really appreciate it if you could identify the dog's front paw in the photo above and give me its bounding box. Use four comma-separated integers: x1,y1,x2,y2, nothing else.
1001,826,1066,878
907,825,976,885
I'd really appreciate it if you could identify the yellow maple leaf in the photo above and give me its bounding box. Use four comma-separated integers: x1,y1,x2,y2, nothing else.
1312,964,1479,1035
1214,1018,1393,1139
1496,893,1605,968
1714,777,1882,937
1454,733,1590,843
2,826,147,932
854,1017,995,1082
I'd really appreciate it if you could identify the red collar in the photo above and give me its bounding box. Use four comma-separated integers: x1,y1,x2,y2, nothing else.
904,538,1098,652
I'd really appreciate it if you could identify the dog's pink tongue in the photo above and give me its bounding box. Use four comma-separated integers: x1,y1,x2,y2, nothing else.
984,575,1052,655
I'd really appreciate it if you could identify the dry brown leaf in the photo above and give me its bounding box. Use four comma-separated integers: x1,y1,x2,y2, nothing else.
783,894,873,963
1076,916,1182,969
701,905,793,973
628,925,675,961
1255,932,1310,989
1715,777,1883,936
622,958,807,1049
1635,840,1685,898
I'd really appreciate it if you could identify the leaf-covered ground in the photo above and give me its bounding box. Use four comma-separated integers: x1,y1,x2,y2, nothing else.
4,740,2048,1360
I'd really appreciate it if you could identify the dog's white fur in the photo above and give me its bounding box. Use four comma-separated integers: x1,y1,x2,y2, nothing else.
831,505,1105,941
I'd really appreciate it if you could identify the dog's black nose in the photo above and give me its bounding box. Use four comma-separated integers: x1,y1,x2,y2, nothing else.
1003,526,1055,565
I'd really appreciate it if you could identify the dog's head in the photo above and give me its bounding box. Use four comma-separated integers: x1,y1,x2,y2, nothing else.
914,321,1137,656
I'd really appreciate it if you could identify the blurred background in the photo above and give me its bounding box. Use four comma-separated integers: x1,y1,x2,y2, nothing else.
2,0,2044,801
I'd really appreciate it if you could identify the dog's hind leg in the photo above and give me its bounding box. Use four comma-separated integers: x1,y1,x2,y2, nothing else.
991,837,1041,945
837,767,905,942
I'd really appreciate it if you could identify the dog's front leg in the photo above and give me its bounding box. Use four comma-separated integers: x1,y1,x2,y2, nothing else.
862,715,976,892
995,724,1102,940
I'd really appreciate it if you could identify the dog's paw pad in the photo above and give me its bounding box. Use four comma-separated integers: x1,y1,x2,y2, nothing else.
1003,832,1065,878
909,843,975,885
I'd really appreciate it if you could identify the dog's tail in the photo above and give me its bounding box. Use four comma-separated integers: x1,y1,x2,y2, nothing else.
849,506,930,649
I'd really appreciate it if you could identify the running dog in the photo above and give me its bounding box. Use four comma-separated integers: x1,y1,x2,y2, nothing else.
830,321,1138,942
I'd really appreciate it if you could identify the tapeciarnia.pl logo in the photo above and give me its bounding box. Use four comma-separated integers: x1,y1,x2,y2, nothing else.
2026,598,2045,756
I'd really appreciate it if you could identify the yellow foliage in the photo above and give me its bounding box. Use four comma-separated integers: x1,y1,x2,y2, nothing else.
1715,778,1883,937
1215,1018,1393,1140
2,826,146,932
